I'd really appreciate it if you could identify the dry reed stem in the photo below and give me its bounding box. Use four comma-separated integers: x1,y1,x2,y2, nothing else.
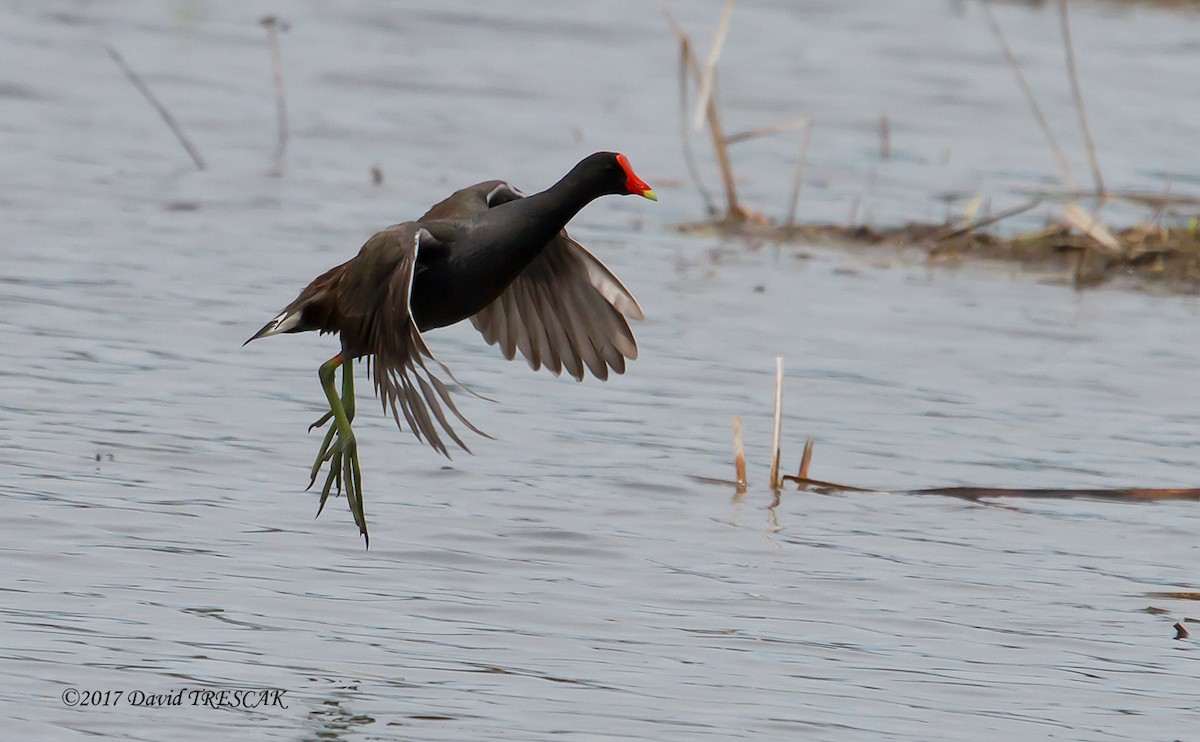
784,122,813,229
104,44,206,171
1174,623,1189,640
879,114,891,160
705,77,742,218
1063,202,1122,254
769,357,784,489
692,0,737,132
979,3,1075,190
732,415,748,487
1058,0,1106,197
798,436,814,479
673,32,717,214
665,9,743,219
261,15,289,176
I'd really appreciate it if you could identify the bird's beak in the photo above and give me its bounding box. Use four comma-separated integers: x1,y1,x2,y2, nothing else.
617,154,658,202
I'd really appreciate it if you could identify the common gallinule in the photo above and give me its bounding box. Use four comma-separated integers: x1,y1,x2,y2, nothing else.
246,152,656,543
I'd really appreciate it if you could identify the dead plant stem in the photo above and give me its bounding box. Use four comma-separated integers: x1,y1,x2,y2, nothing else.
105,44,206,171
1057,0,1105,196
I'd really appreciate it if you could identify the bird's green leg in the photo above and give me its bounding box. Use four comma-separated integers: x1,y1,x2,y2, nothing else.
310,353,368,544
308,355,357,488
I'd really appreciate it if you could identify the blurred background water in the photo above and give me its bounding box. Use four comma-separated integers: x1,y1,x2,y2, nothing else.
2,1,1198,739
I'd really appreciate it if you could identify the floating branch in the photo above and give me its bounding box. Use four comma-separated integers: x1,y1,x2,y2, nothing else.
105,44,206,171
920,488,1200,501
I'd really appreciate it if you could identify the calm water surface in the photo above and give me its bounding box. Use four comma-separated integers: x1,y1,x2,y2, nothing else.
3,1,1198,740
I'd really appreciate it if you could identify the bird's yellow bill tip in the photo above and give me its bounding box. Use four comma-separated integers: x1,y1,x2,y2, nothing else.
640,188,658,202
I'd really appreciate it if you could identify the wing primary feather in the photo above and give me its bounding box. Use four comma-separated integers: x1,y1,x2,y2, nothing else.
414,374,471,453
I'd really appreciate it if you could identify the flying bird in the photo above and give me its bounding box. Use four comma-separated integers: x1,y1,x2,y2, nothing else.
246,152,657,544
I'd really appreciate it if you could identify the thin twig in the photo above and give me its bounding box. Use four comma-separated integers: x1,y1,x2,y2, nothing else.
260,15,290,176
979,2,1075,190
732,415,747,488
1058,0,1105,197
933,196,1043,241
769,357,784,490
692,0,736,132
724,116,810,146
784,122,813,229
104,44,205,171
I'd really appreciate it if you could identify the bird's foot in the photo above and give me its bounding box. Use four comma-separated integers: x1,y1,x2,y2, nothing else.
308,428,367,545
307,410,334,433
308,427,356,505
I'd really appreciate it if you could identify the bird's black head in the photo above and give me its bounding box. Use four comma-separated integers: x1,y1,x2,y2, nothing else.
572,152,658,201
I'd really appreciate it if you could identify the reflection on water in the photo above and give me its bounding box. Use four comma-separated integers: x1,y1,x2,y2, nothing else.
3,1,1199,740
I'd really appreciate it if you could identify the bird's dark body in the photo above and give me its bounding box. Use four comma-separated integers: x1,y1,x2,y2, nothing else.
410,192,583,332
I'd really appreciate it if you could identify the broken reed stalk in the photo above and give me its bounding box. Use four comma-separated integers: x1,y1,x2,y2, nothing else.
675,33,717,215
732,415,748,487
260,15,289,176
979,3,1074,191
769,356,784,489
1063,202,1122,254
665,4,743,220
691,0,737,132
1057,0,1106,197
784,121,813,228
798,436,813,480
705,76,741,217
879,114,891,160
104,44,206,171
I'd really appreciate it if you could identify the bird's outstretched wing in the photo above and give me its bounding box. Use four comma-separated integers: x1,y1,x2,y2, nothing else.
349,223,487,457
423,181,644,381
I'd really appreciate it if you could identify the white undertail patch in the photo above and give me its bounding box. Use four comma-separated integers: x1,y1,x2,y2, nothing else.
260,309,301,337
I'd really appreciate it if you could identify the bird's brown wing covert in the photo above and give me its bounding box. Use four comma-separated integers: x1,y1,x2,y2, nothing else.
346,223,486,457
